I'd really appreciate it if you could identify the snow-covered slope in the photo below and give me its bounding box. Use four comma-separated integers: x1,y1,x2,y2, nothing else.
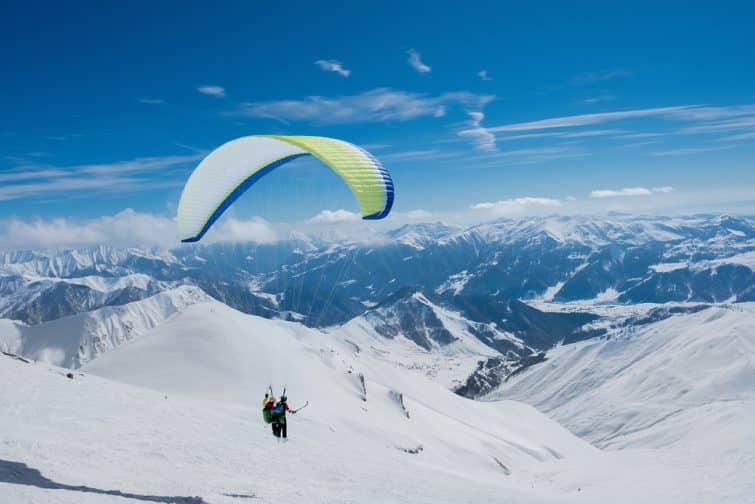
0,286,210,368
4,300,754,503
8,299,606,503
490,303,755,452
332,292,504,389
82,300,587,472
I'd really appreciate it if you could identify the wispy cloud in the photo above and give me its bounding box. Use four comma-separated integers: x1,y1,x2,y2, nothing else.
314,59,351,78
573,69,632,85
197,85,225,97
236,88,492,124
651,145,736,156
590,186,673,198
496,129,619,143
669,105,755,122
0,154,201,202
0,176,183,202
717,131,755,142
484,106,693,133
458,111,497,151
465,145,590,167
139,98,164,105
460,111,620,150
583,95,615,104
380,149,459,161
613,132,665,139
0,169,69,183
678,115,755,134
457,104,755,150
407,49,431,74
478,70,492,81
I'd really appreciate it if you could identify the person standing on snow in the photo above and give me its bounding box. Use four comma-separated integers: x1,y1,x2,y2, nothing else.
271,395,295,439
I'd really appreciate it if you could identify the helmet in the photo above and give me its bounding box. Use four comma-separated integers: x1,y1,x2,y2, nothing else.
266,396,276,404
280,395,287,402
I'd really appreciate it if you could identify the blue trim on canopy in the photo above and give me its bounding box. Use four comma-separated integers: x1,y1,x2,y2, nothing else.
363,174,394,220
181,153,309,243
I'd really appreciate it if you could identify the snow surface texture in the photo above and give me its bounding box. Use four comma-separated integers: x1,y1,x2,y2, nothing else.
2,301,595,504
2,300,754,503
493,304,755,455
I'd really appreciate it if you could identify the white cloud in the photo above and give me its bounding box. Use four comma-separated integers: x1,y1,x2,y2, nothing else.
139,98,164,105
0,211,282,250
0,210,178,249
214,217,279,243
407,49,431,74
314,59,351,78
458,111,497,151
455,104,753,150
236,88,492,124
197,85,225,97
717,131,755,142
308,209,361,224
590,187,674,198
485,106,693,133
471,197,562,216
478,70,492,81
476,102,754,142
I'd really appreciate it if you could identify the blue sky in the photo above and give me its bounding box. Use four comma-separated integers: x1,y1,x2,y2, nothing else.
2,1,755,243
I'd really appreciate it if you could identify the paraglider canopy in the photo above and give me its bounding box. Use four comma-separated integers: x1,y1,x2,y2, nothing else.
177,135,394,243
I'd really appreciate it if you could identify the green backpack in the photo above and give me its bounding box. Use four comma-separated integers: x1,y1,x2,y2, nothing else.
262,407,273,424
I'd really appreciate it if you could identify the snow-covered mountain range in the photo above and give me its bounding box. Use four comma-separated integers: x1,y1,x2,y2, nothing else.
1,214,753,385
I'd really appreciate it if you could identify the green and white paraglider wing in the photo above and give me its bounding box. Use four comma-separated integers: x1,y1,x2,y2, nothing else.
177,135,394,243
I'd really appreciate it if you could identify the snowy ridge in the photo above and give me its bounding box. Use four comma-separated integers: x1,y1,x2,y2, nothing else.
491,303,755,452
0,286,211,368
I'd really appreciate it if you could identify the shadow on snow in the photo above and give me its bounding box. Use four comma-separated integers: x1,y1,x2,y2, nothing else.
0,459,207,503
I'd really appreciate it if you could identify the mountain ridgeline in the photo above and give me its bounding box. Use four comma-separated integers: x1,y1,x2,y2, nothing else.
1,214,753,394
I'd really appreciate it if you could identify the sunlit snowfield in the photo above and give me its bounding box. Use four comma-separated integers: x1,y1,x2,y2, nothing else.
2,299,754,503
